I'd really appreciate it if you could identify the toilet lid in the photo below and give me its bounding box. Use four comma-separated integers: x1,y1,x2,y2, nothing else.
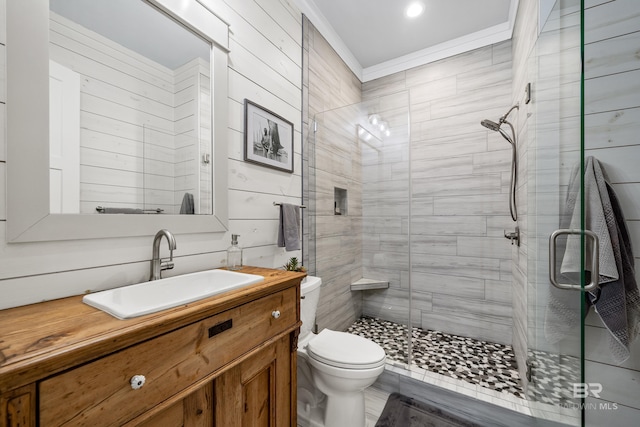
306,329,386,369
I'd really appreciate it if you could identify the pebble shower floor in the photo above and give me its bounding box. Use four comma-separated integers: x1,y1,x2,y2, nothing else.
347,316,525,399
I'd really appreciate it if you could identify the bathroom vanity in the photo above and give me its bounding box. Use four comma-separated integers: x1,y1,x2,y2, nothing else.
0,267,305,426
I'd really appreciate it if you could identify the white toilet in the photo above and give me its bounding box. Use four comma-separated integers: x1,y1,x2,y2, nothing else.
297,276,386,427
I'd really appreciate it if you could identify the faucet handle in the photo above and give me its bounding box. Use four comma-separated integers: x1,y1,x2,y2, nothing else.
504,226,520,247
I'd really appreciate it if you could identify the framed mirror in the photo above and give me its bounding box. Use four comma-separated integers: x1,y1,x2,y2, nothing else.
7,0,230,242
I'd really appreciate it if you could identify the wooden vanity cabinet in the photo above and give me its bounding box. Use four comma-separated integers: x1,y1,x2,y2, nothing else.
215,334,294,427
0,267,303,427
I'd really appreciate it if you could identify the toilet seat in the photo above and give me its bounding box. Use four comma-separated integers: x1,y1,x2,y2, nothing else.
306,329,386,369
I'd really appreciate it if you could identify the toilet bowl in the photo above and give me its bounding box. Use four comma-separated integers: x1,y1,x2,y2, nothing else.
297,276,386,427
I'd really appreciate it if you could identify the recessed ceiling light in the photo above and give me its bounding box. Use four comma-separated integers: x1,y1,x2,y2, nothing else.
405,2,425,18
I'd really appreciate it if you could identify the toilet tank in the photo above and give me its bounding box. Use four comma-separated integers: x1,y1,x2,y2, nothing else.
300,276,322,341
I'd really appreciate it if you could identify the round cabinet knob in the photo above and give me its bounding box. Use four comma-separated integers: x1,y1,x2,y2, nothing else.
130,375,146,390
271,310,281,319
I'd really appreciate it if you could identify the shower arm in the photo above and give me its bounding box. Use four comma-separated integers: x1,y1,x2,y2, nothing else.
499,104,519,124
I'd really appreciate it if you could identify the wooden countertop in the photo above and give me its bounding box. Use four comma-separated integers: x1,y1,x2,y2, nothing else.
0,266,306,393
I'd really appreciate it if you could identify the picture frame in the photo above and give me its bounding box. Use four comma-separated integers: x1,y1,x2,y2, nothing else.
244,99,294,173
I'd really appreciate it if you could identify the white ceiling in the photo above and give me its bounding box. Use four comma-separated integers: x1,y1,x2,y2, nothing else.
295,0,519,82
51,0,520,81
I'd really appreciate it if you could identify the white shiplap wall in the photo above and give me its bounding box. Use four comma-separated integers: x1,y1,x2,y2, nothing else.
583,0,640,423
51,12,178,213
0,0,303,310
173,59,209,214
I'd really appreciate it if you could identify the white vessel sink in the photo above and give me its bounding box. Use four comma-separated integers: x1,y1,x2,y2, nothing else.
83,269,264,319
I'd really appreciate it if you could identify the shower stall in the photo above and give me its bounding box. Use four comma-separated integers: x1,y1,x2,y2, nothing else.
303,0,636,425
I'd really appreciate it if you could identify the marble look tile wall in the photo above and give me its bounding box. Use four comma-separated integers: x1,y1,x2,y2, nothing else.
302,17,363,332
361,41,515,345
511,0,539,395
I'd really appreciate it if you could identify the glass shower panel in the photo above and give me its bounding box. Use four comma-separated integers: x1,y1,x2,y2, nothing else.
309,92,411,364
360,92,412,365
527,0,583,424
308,102,370,334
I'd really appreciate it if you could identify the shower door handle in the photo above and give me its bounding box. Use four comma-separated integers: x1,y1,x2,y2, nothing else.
549,229,599,291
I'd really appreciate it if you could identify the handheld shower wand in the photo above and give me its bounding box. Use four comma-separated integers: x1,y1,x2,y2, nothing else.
481,104,519,221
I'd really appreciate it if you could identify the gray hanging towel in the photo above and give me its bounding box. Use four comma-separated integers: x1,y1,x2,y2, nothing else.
545,157,640,363
277,203,300,251
180,192,194,214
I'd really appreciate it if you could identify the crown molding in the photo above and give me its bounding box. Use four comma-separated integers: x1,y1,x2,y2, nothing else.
296,0,519,83
362,22,513,82
294,0,363,81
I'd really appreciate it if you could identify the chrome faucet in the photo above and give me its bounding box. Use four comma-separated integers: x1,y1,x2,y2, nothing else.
150,229,177,280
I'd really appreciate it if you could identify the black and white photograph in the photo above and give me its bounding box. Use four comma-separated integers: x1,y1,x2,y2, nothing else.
244,99,294,173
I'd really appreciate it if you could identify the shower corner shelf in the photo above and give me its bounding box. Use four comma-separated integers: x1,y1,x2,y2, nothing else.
350,278,389,291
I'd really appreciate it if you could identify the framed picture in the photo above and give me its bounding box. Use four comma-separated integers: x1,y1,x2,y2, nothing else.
244,99,294,173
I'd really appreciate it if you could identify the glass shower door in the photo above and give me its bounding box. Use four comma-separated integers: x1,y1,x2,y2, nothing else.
527,0,586,424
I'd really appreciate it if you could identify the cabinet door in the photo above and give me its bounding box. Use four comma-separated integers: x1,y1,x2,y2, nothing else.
132,383,213,427
215,335,293,427
1,385,36,427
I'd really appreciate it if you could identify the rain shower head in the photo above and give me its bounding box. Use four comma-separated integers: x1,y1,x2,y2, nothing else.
481,119,501,132
481,104,519,132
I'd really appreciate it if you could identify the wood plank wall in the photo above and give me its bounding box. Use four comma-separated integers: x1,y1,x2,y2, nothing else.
50,13,178,213
0,0,303,310
173,59,208,214
50,12,214,214
582,0,640,423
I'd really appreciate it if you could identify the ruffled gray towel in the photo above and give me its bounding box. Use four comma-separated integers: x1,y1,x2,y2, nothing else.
545,157,640,363
277,203,300,251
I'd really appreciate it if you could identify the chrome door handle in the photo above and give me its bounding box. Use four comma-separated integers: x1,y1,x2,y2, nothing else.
549,229,599,291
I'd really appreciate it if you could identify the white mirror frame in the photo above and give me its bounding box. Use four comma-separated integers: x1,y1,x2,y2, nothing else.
6,0,229,242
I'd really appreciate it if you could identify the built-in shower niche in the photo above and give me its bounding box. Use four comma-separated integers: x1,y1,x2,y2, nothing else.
334,187,347,215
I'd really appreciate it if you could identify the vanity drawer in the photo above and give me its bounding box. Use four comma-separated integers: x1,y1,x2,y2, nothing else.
39,287,297,426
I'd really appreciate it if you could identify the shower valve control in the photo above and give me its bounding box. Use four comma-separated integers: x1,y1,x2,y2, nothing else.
504,227,520,246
